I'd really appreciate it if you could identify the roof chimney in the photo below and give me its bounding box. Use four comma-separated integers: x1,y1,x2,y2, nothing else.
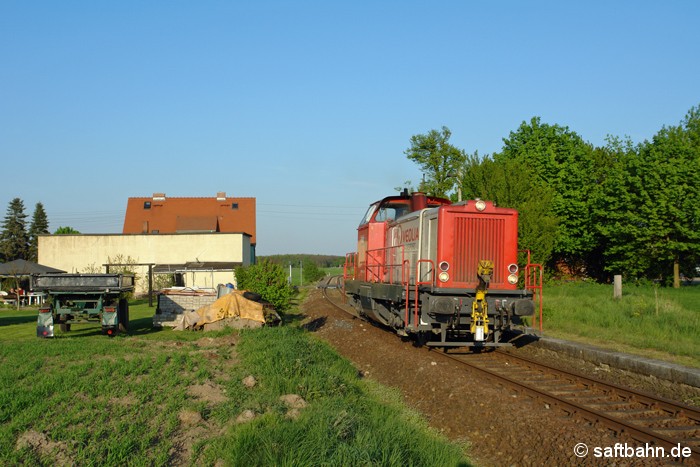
216,191,226,201
153,193,166,201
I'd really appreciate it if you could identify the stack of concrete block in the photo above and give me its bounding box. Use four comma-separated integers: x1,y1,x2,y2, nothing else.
153,288,218,328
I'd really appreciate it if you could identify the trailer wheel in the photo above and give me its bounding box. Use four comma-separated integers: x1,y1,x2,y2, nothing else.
118,299,129,333
60,323,71,332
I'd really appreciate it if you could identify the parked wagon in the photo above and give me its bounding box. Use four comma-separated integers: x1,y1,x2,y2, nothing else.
32,273,134,338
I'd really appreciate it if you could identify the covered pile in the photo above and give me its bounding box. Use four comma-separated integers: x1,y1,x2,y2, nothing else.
173,290,278,331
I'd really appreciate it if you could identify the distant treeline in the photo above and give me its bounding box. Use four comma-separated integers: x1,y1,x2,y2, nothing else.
259,254,345,268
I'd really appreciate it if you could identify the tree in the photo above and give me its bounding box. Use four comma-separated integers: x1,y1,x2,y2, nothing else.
302,259,325,283
54,226,80,234
404,126,466,198
495,117,597,274
28,202,50,262
235,259,295,311
460,153,558,267
597,108,700,286
0,198,29,262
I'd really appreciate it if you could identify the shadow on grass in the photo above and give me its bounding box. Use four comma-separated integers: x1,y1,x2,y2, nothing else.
128,315,166,336
280,311,307,327
0,313,37,327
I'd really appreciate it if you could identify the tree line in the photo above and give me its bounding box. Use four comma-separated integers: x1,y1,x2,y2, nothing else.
0,198,79,263
404,105,700,287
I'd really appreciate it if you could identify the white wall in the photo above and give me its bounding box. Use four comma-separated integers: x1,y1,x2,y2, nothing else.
38,233,251,293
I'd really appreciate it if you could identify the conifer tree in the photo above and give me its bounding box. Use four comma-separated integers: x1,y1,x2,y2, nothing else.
28,202,50,262
0,198,29,261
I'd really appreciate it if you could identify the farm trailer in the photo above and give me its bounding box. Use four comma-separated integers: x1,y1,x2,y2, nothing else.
32,273,135,338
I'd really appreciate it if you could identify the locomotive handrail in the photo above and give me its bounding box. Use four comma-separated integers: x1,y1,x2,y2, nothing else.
525,263,543,332
343,252,357,282
403,259,411,326
343,252,358,301
412,259,435,329
520,249,543,332
365,245,405,284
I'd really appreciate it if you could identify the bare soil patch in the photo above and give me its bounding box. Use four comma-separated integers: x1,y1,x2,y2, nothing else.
15,430,73,466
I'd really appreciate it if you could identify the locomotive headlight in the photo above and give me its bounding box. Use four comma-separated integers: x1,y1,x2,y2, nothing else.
475,199,486,211
507,274,518,285
438,272,450,282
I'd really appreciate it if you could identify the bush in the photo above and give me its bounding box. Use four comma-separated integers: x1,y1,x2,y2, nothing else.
235,260,296,311
303,259,325,283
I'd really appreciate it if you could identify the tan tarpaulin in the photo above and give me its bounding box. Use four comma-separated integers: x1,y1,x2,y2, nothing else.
196,290,266,325
169,290,269,331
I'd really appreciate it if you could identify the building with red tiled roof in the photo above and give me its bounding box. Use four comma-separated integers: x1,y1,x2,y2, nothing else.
123,192,256,259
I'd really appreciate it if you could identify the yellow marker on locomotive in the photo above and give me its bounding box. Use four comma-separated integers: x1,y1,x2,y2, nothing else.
471,260,493,342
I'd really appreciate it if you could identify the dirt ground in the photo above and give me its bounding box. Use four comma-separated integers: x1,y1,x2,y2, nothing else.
301,288,698,466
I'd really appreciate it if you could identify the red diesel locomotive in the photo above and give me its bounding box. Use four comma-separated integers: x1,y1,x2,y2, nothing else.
344,190,542,348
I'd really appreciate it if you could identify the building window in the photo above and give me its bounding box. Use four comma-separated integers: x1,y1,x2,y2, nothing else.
144,201,151,209
231,203,238,210
151,230,159,234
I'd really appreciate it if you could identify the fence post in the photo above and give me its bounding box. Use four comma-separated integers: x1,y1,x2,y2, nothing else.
613,275,622,299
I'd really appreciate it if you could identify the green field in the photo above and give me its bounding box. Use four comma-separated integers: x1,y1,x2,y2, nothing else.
541,281,700,368
0,298,469,466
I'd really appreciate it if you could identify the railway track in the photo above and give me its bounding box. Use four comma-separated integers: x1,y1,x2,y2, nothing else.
319,275,699,462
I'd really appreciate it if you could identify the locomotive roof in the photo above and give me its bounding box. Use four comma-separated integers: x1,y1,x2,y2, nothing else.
374,194,451,206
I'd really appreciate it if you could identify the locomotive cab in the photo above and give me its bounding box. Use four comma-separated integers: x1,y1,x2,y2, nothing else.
345,191,541,349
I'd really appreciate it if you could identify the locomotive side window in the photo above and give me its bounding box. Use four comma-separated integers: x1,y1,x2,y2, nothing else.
375,202,410,222
374,207,395,222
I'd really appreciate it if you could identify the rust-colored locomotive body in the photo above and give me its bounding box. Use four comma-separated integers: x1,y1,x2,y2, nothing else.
344,191,541,348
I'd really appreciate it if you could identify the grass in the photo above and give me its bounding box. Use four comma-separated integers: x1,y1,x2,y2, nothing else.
0,298,470,466
204,325,468,466
541,281,700,368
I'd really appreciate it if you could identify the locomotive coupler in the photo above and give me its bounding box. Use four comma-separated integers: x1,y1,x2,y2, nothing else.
470,260,493,342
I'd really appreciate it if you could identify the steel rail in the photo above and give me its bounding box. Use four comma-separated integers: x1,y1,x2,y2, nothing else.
436,349,699,459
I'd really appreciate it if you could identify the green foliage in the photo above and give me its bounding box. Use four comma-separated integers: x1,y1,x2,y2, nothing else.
153,273,175,291
302,259,325,283
260,254,345,268
496,117,597,273
235,259,295,311
27,203,49,263
0,198,29,262
461,153,558,266
53,226,80,234
404,126,466,198
595,108,700,285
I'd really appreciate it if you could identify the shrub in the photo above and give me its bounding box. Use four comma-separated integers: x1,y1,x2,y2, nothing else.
235,260,295,311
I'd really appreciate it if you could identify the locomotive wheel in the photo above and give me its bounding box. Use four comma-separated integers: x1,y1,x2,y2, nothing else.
118,298,129,333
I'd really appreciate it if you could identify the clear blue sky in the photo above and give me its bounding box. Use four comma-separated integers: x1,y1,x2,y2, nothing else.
2,1,698,256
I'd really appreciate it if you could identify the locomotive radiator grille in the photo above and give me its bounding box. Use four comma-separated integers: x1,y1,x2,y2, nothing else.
453,217,504,284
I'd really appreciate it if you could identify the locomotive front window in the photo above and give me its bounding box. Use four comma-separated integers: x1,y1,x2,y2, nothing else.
359,204,378,227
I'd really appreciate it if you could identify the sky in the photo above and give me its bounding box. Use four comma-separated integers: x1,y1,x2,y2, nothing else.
1,1,699,256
